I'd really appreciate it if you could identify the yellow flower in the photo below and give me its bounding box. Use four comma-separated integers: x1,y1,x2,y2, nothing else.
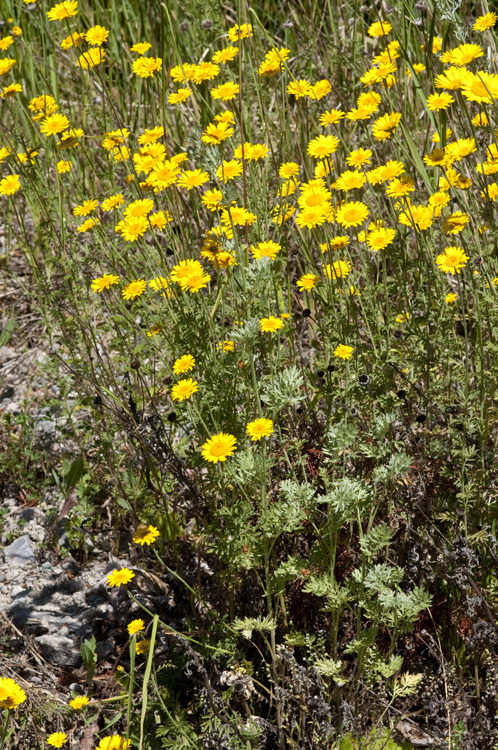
173,355,195,375
91,274,120,293
201,121,234,146
297,273,319,291
85,25,109,45
445,292,458,304
77,217,98,233
1,82,22,98
295,206,328,229
168,89,191,104
132,57,162,78
212,46,239,64
201,433,237,463
47,733,67,748
221,205,256,226
481,183,498,201
346,148,372,167
127,619,145,635
211,81,239,100
201,189,223,211
171,379,199,402
97,735,131,750
0,36,14,51
368,20,392,36
107,568,135,587
122,279,147,300
260,316,284,332
307,134,340,159
386,176,415,198
309,79,331,100
73,199,98,217
367,227,396,251
324,260,351,280
101,194,124,212
0,677,26,709
192,62,219,84
138,127,164,144
0,174,20,196
473,12,497,31
334,344,354,360
434,67,469,90
334,170,366,191
461,71,498,104
372,112,401,141
336,201,369,228
131,42,152,54
40,113,70,136
133,525,160,545
436,246,468,274
69,696,90,710
56,160,72,173
0,58,16,76
251,241,281,260
177,169,210,190
116,217,148,242
216,160,242,182
279,162,299,179
77,47,106,68
246,418,273,441
426,92,454,111
47,1,78,21
227,23,252,42
441,212,469,235
60,31,85,49
136,640,151,655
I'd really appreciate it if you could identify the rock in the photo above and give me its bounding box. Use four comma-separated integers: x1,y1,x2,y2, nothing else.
4,535,36,565
34,634,82,668
0,385,14,400
11,585,26,597
3,401,20,415
41,562,52,571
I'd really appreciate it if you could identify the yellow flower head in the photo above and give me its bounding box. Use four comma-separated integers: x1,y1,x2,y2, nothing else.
69,695,90,710
47,1,78,21
201,433,237,463
122,279,147,300
0,677,26,709
171,379,199,402
47,733,67,748
334,344,354,360
132,526,160,545
127,619,145,636
107,568,135,587
436,246,468,274
260,316,284,333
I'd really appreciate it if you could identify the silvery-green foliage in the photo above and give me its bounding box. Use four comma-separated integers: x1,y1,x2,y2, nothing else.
230,318,260,346
325,419,358,455
261,366,305,412
233,615,277,639
373,452,412,484
303,574,351,612
280,479,316,505
359,524,394,559
264,496,308,536
318,477,369,523
272,556,307,593
314,657,345,683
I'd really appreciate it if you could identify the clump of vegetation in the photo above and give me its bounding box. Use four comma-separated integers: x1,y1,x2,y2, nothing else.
1,0,498,747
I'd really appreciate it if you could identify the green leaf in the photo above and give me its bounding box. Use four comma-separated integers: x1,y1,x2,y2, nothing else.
64,454,85,490
0,318,16,348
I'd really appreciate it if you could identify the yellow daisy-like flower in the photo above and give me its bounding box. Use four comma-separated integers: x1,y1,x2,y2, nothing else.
77,217,98,233
177,169,210,190
441,211,469,235
372,112,402,141
336,201,369,228
445,292,458,304
107,568,135,587
473,12,497,31
47,1,78,21
211,81,239,100
217,340,235,352
216,160,243,182
307,134,340,159
0,677,26,709
251,241,281,260
260,316,284,333
97,735,131,750
0,174,21,196
168,89,191,105
132,57,162,78
201,433,237,463
85,25,109,45
171,378,199,402
56,160,72,173
368,20,392,37
297,273,319,292
101,194,124,212
69,695,90,710
201,121,234,146
40,113,70,136
173,355,195,374
319,109,345,127
122,279,147,300
435,246,468,274
78,47,106,68
201,189,223,212
0,59,16,77
91,274,120,293
1,83,22,98
47,732,67,748
334,344,354,360
279,162,299,179
132,525,160,545
346,148,372,167
127,619,145,636
131,42,152,54
73,199,99,217
0,36,14,51
136,640,151,655
324,260,351,280
367,227,395,251
212,46,239,64
227,23,253,42
246,418,274,441
426,92,454,111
